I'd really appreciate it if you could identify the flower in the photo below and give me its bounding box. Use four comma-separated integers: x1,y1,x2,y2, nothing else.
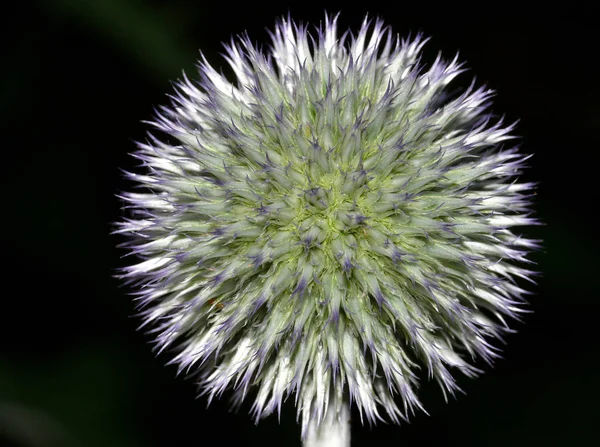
117,13,539,443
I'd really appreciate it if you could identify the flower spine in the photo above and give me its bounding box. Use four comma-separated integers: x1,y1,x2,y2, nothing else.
117,13,539,442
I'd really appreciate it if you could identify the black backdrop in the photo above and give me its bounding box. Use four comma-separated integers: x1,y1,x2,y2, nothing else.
2,1,598,446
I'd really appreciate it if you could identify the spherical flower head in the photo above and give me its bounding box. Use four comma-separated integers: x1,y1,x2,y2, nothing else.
117,13,539,441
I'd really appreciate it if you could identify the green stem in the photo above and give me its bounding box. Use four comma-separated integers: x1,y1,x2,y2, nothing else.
304,403,350,447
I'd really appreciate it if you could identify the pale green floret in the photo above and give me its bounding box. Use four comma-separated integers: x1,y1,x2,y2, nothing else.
119,14,538,441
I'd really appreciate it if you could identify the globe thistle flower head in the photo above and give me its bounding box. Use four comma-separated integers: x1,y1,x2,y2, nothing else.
117,13,539,441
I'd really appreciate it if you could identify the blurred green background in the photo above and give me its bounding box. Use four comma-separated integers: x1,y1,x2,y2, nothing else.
2,1,598,446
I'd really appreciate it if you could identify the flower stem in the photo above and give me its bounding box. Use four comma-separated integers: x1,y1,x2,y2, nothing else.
304,403,350,447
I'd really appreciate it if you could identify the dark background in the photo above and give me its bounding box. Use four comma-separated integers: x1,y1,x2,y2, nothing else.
2,1,598,446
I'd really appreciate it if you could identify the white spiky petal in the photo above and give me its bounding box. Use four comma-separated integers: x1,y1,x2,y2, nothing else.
117,13,538,442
